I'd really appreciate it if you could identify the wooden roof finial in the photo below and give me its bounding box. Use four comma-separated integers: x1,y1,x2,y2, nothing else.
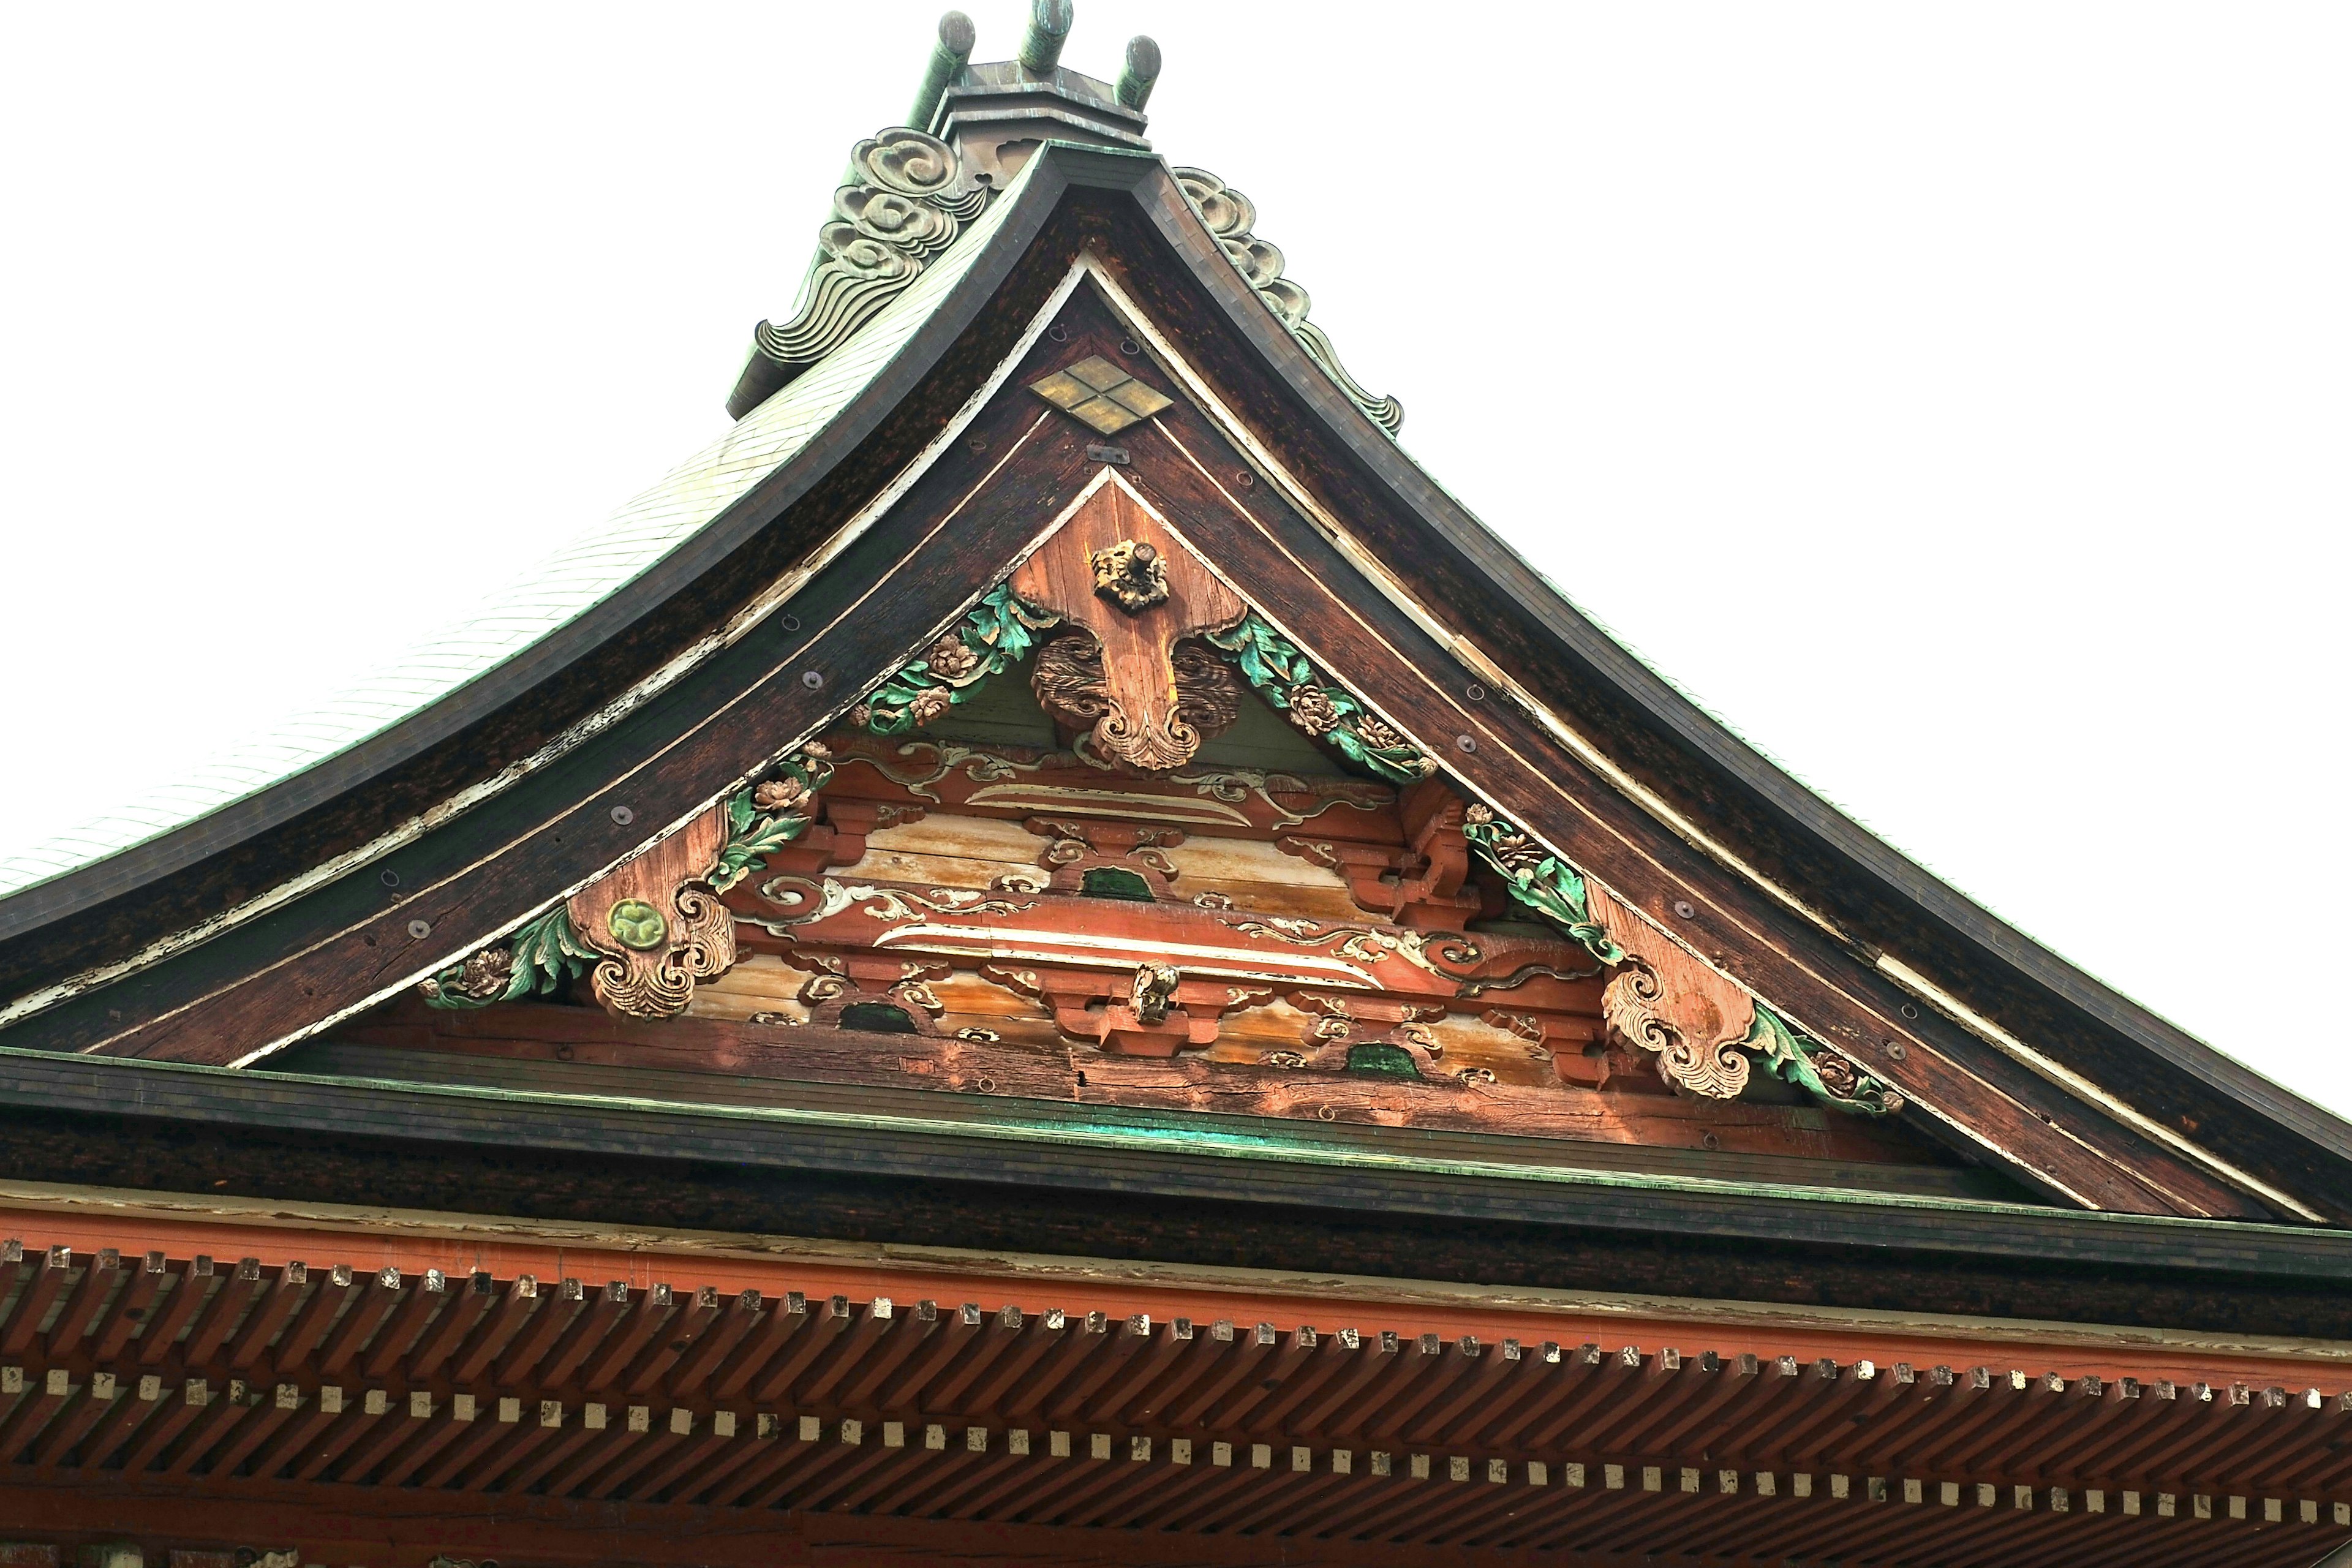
910,12,978,132
1017,0,1075,77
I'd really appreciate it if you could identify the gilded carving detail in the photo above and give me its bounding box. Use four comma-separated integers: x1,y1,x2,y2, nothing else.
1090,539,1170,613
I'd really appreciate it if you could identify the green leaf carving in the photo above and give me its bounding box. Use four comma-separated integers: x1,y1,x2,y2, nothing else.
1459,805,1622,965
421,906,596,1010
712,745,839,893
856,584,1061,735
1202,613,1436,786
1746,1003,1902,1116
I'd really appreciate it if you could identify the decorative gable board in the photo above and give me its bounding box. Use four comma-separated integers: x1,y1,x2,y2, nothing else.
0,147,2340,1227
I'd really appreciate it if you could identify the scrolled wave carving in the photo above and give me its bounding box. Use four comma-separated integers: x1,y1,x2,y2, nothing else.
747,128,989,386
1173,167,1404,434
565,804,739,1022
1602,954,1751,1099
585,886,736,1020
1031,633,1242,771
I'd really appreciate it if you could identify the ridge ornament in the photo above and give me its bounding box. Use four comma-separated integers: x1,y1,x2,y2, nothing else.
730,127,990,417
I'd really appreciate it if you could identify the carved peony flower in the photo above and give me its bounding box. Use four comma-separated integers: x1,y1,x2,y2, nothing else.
1354,714,1407,752
1813,1052,1861,1097
1284,684,1341,737
453,946,514,1001
801,739,831,762
753,776,812,815
924,635,981,680
908,685,953,723
1464,804,1495,826
1482,829,1548,877
850,703,875,729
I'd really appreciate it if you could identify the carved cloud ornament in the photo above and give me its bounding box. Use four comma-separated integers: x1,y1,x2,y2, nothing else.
734,128,989,413
1174,168,1404,435
1461,805,1901,1112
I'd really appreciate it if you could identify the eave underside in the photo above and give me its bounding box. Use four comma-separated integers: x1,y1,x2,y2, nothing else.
0,1193,2346,1568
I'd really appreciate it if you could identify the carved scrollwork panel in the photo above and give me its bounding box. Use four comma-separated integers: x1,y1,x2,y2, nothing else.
567,805,737,1021
1012,479,1247,772
1579,882,1758,1100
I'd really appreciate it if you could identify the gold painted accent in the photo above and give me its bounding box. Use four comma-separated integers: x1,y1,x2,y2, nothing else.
1089,540,1169,612
1030,355,1174,435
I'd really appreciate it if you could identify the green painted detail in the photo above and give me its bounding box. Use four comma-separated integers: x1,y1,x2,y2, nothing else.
858,584,1061,736
712,747,838,895
1460,806,1622,965
1202,614,1436,786
606,899,668,951
1747,1004,1900,1117
421,906,596,1011
1080,866,1156,902
1344,1042,1423,1080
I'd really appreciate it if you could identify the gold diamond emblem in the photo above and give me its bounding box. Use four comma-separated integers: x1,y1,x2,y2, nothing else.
1029,354,1175,436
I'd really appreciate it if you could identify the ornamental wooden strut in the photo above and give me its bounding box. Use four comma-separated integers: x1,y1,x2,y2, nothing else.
0,7,2348,1568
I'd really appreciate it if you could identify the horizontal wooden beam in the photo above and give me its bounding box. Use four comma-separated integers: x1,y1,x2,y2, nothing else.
2,1048,2348,1291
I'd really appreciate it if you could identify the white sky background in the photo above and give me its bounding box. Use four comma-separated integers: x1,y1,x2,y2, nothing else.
1,4,2345,1117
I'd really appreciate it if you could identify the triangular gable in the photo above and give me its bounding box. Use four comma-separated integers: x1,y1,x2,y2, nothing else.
330,450,1966,1203
0,138,2343,1227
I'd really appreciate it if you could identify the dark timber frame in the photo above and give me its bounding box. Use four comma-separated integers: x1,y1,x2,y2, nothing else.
1,145,2346,1232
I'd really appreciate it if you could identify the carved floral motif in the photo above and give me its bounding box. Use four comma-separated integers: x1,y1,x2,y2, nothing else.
1090,539,1170,613
855,585,1060,736
1461,805,1620,963
713,745,835,894
1204,614,1436,785
1748,1004,1905,1115
420,907,594,1010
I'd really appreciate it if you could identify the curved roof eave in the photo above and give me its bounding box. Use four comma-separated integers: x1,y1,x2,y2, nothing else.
2,140,2344,1181
0,147,1076,944
1090,156,2352,1170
